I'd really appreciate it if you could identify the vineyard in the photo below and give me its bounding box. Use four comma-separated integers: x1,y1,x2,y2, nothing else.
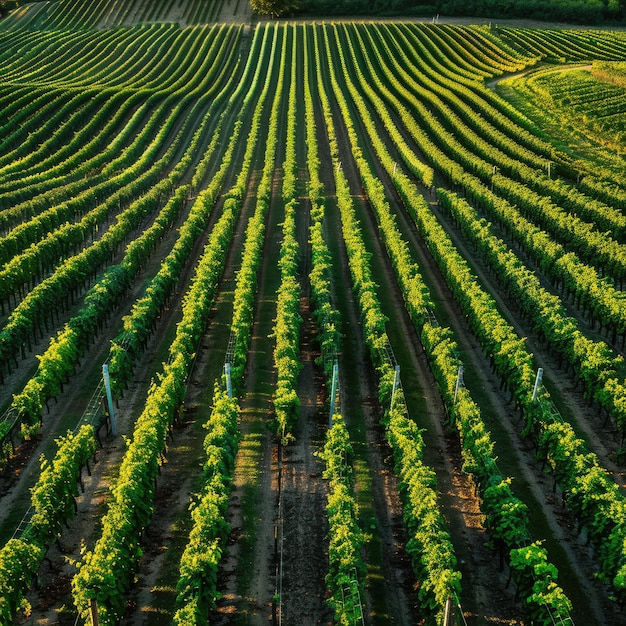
1,2,626,625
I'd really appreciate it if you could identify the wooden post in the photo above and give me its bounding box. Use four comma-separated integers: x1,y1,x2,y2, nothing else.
102,364,116,436
532,368,544,403
90,597,99,626
329,362,338,428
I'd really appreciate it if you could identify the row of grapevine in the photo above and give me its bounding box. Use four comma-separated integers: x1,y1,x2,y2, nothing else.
302,25,341,381
370,26,626,284
0,27,242,380
372,94,626,605
172,24,284,623
318,415,366,624
0,425,97,621
0,21,265,623
323,23,573,623
314,25,462,622
171,383,240,625
217,24,282,391
70,176,242,625
272,26,302,443
438,189,626,435
301,27,364,622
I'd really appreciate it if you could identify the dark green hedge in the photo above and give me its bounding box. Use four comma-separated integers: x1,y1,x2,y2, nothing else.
300,0,623,24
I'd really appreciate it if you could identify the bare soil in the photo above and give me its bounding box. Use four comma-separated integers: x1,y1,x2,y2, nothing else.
315,55,524,622
4,12,626,626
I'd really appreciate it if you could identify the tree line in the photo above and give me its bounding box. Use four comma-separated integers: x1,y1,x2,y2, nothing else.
251,0,624,24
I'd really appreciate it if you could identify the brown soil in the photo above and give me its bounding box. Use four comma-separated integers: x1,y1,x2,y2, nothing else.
315,53,523,622
4,13,626,626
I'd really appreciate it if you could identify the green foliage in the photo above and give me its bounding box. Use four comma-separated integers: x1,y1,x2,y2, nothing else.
318,417,366,623
515,64,626,148
314,25,462,620
170,25,279,623
509,542,573,624
72,166,241,625
0,426,95,624
437,188,626,435
29,426,97,544
272,30,302,443
173,387,239,620
301,0,622,23
318,21,575,622
0,539,45,622
249,0,297,17
4,16,626,626
1,25,245,450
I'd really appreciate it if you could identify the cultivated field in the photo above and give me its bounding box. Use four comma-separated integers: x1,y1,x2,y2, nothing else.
1,2,626,625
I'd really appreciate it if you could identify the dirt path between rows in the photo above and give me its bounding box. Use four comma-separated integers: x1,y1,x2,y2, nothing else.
4,61,249,624
7,15,626,626
350,22,626,617
211,165,283,625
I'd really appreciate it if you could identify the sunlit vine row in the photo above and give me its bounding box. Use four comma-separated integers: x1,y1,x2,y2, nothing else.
272,26,302,443
316,25,462,621
326,23,573,622
171,24,282,623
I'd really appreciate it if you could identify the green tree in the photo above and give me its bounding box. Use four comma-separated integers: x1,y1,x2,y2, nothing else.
0,0,20,16
249,0,295,17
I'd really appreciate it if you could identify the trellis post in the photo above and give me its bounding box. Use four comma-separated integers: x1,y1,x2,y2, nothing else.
329,362,338,428
532,367,544,403
390,365,400,410
102,364,116,436
225,362,232,399
453,366,464,403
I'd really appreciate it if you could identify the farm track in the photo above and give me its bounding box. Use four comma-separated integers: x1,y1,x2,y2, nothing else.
213,25,329,625
277,35,329,622
2,10,626,626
